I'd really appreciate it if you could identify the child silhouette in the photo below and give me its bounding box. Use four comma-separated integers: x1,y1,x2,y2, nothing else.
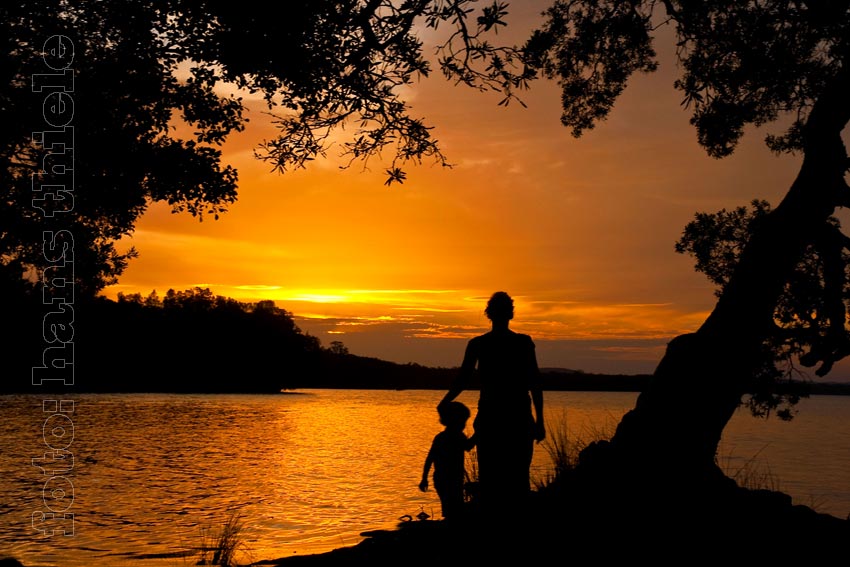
419,401,475,521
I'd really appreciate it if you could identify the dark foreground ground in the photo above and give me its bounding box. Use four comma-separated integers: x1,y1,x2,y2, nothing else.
258,480,848,566
1,472,845,566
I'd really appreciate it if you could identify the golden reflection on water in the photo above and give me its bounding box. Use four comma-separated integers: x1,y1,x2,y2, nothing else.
1,390,848,567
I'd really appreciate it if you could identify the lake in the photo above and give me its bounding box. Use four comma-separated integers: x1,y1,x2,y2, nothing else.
1,390,848,566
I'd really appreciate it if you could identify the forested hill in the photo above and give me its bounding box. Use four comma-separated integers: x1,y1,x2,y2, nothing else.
4,287,846,395
5,287,463,393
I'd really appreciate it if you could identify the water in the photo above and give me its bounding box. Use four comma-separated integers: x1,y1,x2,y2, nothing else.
1,390,848,566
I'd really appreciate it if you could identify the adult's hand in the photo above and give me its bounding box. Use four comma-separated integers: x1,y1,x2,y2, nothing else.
533,420,546,443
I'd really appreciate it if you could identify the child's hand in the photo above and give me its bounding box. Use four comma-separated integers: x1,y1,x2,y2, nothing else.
418,479,428,492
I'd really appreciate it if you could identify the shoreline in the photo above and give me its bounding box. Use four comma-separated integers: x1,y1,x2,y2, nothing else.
259,484,850,565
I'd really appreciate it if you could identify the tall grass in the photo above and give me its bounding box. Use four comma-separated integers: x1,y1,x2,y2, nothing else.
713,445,833,511
717,445,780,492
536,412,787,494
196,512,250,567
532,409,615,491
464,446,479,502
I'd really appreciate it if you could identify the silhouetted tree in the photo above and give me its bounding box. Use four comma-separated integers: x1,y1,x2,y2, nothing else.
525,1,850,484
329,341,350,356
67,288,322,392
2,1,531,297
2,2,241,297
674,199,834,420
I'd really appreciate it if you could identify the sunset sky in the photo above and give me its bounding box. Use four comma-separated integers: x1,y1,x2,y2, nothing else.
100,3,850,380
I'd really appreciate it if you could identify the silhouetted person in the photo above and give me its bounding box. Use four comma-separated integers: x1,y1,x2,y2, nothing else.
419,401,475,521
438,291,545,518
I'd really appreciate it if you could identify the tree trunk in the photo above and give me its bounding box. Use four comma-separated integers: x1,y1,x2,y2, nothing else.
578,65,850,494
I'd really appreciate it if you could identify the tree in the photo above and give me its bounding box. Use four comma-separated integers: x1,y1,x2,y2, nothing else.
674,199,843,420
2,0,531,297
525,0,850,484
329,340,350,356
68,288,322,393
2,2,242,297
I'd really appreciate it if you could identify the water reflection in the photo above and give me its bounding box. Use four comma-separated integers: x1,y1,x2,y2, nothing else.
0,390,847,567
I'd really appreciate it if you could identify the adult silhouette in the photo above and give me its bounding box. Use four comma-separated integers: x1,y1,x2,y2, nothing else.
438,291,545,516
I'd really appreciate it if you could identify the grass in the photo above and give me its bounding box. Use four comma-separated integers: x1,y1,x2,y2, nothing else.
534,411,788,496
464,446,479,503
461,410,618,500
195,511,251,567
714,444,831,513
717,445,780,492
532,409,616,491
458,410,616,507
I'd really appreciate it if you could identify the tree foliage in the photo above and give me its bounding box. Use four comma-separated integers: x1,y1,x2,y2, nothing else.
525,1,850,421
524,0,659,137
2,0,533,296
2,1,242,296
673,200,847,418
676,201,850,361
526,1,850,157
93,288,322,392
2,286,465,393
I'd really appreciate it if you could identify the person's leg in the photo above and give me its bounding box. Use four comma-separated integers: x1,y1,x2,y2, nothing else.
476,424,532,515
500,429,534,516
438,480,464,521
474,432,502,518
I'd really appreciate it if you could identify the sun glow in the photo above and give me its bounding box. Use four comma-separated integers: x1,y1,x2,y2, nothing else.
282,293,348,304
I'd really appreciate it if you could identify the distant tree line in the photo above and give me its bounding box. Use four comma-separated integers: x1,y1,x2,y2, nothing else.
4,287,323,393
3,285,665,394
6,285,846,396
1,286,469,393
98,288,326,392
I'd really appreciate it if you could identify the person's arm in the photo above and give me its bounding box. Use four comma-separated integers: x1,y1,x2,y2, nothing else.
438,339,476,409
531,386,545,442
419,444,434,491
528,337,545,442
438,384,463,410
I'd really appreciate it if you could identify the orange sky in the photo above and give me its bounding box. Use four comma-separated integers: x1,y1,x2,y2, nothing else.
100,3,850,379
